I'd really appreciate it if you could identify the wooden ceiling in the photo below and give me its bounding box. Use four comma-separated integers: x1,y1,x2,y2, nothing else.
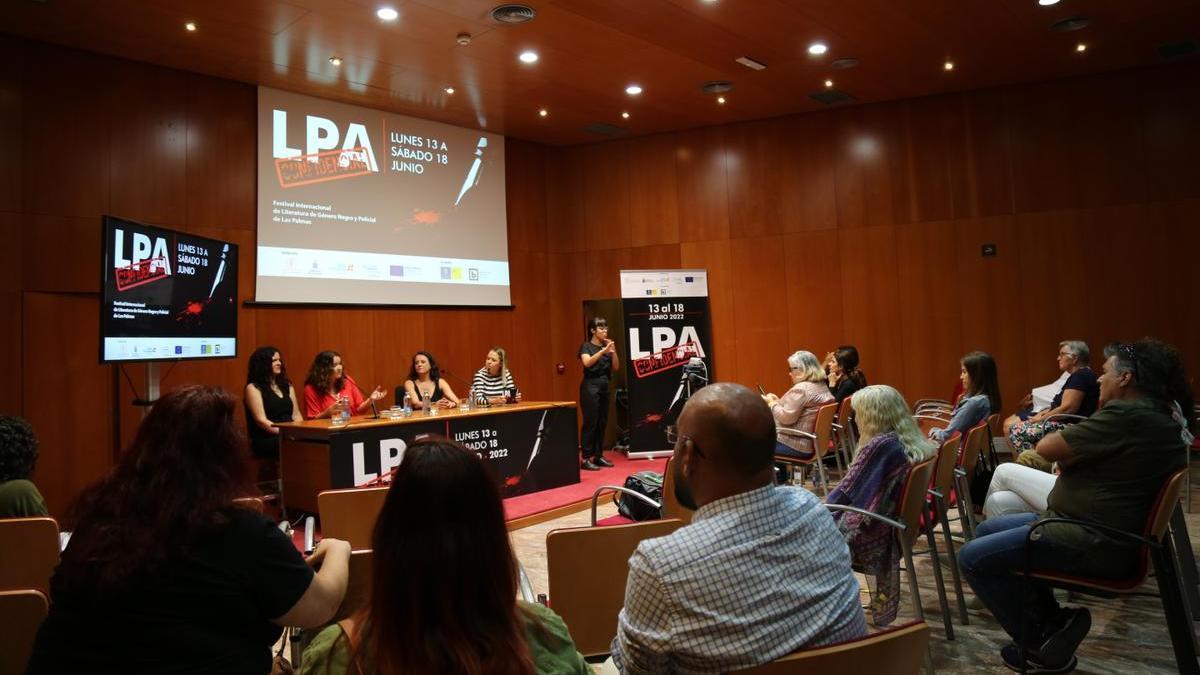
2,0,1198,145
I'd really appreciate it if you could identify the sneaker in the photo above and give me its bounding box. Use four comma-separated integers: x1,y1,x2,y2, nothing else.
581,460,601,471
1037,607,1091,668
595,457,615,468
1000,644,1077,673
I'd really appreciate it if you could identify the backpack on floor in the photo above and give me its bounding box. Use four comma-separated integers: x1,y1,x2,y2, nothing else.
616,471,664,521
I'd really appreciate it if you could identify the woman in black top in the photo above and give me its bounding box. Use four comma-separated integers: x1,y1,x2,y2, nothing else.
402,350,460,410
579,317,619,470
829,344,868,403
27,385,351,675
244,346,303,463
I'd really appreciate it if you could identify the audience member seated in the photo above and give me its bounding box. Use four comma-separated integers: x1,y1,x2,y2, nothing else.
1004,340,1099,472
0,415,47,518
827,385,936,626
959,338,1194,673
304,350,387,419
609,383,867,673
472,346,522,406
402,350,460,410
928,351,1002,443
762,350,834,459
244,346,303,471
300,437,589,675
828,345,868,404
26,385,351,674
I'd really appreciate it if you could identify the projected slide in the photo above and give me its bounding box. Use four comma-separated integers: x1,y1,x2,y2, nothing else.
255,87,510,306
101,216,238,363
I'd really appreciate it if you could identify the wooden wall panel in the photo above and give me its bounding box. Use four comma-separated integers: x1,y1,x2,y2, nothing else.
728,236,790,393
505,140,549,254
726,121,786,239
23,293,112,515
894,220,963,401
778,112,838,233
627,134,679,246
0,213,21,414
23,214,101,293
186,73,256,231
680,240,735,383
963,88,1014,218
0,40,23,213
674,126,730,242
782,229,844,362
906,96,970,223
547,252,590,403
838,225,906,394
545,148,587,253
508,249,553,400
1142,65,1200,203
580,141,632,251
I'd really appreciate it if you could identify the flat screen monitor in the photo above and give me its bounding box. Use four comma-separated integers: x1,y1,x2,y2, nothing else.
100,216,238,363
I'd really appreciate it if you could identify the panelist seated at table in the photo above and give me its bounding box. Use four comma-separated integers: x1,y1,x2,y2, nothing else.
303,350,387,420
402,351,460,410
471,346,522,406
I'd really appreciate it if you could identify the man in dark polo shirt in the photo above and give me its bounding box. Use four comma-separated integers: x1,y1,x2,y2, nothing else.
959,339,1194,673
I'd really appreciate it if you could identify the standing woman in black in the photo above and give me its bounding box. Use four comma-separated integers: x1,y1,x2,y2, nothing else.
244,346,303,477
579,317,619,471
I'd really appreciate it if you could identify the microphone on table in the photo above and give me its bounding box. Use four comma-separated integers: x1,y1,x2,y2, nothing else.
440,369,484,408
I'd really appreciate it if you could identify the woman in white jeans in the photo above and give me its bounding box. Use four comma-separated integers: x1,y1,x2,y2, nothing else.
983,461,1059,518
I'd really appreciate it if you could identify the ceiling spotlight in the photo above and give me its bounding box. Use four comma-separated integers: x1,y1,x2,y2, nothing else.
807,42,828,56
538,108,548,117
444,86,455,94
1037,0,1061,5
519,50,539,64
1076,43,1087,52
824,79,834,88
621,111,630,119
717,96,726,104
329,56,343,66
625,84,643,95
376,7,399,21
184,21,197,32
943,60,954,71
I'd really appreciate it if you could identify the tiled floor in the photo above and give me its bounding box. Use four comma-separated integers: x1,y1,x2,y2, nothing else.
511,465,1199,674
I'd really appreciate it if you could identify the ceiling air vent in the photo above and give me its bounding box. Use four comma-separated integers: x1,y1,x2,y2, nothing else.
1158,38,1199,60
583,123,628,137
809,89,854,106
1050,16,1090,32
701,80,734,94
490,4,536,24
831,57,860,70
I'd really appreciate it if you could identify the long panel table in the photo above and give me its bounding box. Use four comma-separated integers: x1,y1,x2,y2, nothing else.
276,401,580,514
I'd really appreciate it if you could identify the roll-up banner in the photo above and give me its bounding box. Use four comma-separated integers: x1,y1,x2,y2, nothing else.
619,270,713,459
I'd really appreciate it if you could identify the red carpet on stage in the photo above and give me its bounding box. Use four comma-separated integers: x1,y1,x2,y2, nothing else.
502,452,669,523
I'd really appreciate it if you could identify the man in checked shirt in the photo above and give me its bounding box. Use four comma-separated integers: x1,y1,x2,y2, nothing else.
607,383,867,674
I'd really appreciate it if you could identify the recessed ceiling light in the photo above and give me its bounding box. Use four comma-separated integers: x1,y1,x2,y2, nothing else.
943,60,954,71
824,79,834,88
807,42,828,56
621,111,630,119
376,7,399,21
625,84,643,95
444,86,455,94
519,50,539,64
184,21,197,32
1076,43,1087,52
717,96,726,104
1037,0,1060,5
538,108,548,117
329,56,343,66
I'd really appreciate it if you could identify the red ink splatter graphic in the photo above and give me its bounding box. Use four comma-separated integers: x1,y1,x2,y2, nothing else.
410,209,442,225
638,413,664,427
175,298,211,326
504,476,521,487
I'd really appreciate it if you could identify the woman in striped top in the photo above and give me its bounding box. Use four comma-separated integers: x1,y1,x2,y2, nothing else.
472,347,521,406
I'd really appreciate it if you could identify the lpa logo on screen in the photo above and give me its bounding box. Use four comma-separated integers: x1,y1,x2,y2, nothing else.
271,110,379,188
112,228,172,291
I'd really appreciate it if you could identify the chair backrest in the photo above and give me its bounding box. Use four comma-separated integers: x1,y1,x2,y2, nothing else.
546,519,684,657
958,421,989,475
731,620,930,674
986,413,1001,439
660,457,694,524
932,431,962,497
1148,467,1188,542
0,589,48,675
836,395,854,429
897,456,937,549
318,487,389,550
812,402,838,460
330,549,374,623
0,517,59,594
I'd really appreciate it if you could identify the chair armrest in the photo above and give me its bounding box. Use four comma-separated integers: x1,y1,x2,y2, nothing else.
824,503,906,531
914,414,952,425
777,427,816,440
915,398,951,408
1044,414,1087,424
1025,516,1158,550
517,561,536,603
590,485,662,526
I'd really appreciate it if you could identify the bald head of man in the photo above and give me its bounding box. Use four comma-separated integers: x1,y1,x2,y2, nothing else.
671,382,778,511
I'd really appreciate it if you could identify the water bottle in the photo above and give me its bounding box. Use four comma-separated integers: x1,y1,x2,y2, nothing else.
461,387,472,412
401,392,412,417
339,394,351,424
423,391,436,416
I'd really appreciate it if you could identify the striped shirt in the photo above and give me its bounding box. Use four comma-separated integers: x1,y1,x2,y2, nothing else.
611,484,867,673
471,367,516,405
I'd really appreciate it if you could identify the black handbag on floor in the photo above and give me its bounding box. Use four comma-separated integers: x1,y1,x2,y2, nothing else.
616,471,664,521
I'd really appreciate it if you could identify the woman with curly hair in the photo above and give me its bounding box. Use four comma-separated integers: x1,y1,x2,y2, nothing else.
27,385,351,674
244,346,303,461
303,350,387,420
0,415,46,517
826,385,935,626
